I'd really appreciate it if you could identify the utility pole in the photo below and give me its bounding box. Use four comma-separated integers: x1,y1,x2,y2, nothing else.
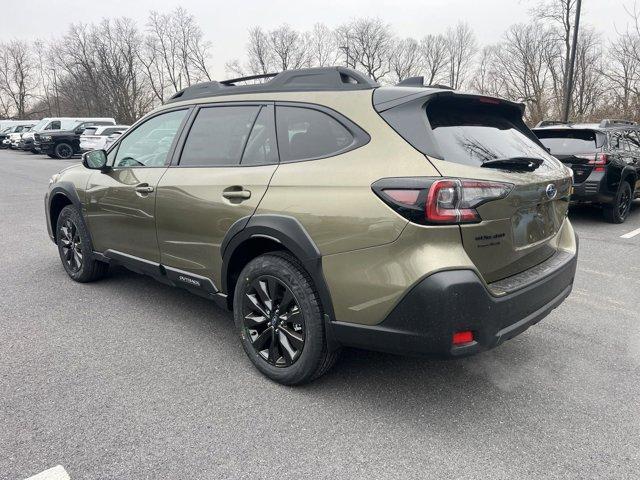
562,0,582,122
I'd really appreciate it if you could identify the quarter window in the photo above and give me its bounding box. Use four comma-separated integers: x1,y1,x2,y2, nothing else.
180,106,260,167
276,106,354,162
113,109,187,167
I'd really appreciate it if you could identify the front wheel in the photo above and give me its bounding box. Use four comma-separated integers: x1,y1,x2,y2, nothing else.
233,252,339,385
603,181,632,224
56,205,108,282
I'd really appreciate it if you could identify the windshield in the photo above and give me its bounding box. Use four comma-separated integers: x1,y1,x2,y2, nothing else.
534,129,598,155
427,101,549,167
31,119,50,132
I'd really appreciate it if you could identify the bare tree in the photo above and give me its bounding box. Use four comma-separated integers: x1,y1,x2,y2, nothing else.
308,23,339,67
488,23,556,124
420,34,449,85
337,18,393,81
532,0,578,115
0,40,38,118
471,45,502,96
389,38,422,82
571,28,603,121
444,22,477,89
601,34,640,120
268,24,310,71
142,7,212,102
246,26,274,75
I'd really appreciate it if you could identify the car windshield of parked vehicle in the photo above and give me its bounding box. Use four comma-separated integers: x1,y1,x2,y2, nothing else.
535,129,598,155
426,101,548,166
30,119,50,132
113,109,187,167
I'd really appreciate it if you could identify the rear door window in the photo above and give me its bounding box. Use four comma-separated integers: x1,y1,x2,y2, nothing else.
535,129,598,155
179,106,260,167
241,106,278,166
276,106,354,162
426,101,547,166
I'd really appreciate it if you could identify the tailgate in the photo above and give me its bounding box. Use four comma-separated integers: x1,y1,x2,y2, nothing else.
424,94,573,284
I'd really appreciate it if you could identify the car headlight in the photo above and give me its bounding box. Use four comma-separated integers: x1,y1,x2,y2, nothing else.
49,173,61,186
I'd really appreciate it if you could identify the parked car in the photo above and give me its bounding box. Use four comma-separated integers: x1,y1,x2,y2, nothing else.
0,126,14,148
8,125,35,149
104,131,124,150
34,118,116,159
533,119,640,223
20,118,61,152
45,67,578,384
79,125,129,152
0,119,34,131
0,123,36,149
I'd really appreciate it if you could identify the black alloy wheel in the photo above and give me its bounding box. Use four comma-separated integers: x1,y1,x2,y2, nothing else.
55,143,73,159
618,183,632,219
242,275,305,367
59,218,83,273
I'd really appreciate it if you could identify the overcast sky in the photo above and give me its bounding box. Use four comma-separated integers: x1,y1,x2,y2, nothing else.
2,0,630,78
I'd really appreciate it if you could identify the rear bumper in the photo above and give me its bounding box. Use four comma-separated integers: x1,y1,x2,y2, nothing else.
570,172,613,203
332,238,578,357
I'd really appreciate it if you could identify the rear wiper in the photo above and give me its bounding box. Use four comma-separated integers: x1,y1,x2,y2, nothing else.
481,157,543,171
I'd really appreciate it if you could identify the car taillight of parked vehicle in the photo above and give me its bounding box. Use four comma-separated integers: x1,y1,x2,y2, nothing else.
576,153,609,172
373,178,513,225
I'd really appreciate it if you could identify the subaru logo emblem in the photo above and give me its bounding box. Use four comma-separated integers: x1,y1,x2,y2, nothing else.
545,184,557,200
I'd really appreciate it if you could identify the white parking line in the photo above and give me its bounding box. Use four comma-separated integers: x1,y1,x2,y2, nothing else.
25,465,70,480
620,227,640,239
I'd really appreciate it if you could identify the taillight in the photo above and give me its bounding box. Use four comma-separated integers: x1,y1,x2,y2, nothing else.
590,153,608,172
577,153,608,172
373,177,513,225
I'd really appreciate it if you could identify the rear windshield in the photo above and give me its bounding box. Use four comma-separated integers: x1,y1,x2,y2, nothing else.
534,129,598,155
426,101,547,166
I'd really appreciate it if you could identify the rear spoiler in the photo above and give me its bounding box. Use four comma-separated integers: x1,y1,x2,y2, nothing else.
373,87,525,115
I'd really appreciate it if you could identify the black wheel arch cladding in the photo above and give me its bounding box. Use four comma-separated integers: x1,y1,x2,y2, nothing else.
221,214,336,322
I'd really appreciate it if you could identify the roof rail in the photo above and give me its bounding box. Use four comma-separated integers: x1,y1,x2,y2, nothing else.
535,120,573,128
599,119,636,128
220,73,279,85
165,67,379,104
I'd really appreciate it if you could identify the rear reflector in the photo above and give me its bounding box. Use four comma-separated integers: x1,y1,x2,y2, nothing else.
452,331,474,345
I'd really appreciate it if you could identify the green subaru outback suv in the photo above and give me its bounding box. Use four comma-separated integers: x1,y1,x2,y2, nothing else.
46,67,578,384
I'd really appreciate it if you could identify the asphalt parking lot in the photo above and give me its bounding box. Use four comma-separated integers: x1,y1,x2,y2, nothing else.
1,148,639,480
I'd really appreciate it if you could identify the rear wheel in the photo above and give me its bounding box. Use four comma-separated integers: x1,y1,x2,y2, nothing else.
603,181,632,224
233,252,339,385
56,205,108,282
54,142,73,159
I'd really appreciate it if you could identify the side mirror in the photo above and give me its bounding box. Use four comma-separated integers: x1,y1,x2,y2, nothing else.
82,150,109,171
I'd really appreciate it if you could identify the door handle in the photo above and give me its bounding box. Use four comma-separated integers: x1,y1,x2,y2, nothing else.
222,189,251,200
135,184,154,194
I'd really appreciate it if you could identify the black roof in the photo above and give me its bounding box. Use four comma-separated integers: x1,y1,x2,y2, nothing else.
165,67,379,104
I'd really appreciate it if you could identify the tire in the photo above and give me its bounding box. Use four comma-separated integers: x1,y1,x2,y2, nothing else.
56,205,108,282
30,149,38,154
54,142,74,159
233,252,339,385
603,181,633,224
